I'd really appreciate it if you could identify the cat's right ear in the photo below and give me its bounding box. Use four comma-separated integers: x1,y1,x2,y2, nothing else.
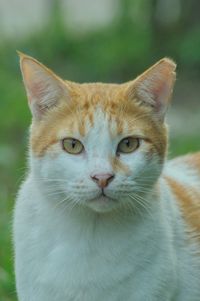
126,58,176,121
18,52,70,120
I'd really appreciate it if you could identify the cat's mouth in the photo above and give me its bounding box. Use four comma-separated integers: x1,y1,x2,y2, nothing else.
86,190,118,212
101,189,106,197
89,190,116,203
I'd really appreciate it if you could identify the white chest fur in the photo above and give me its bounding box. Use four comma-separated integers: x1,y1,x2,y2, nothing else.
14,176,200,301
14,178,173,301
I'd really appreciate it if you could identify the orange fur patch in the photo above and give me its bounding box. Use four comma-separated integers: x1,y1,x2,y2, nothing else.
110,156,130,175
165,176,200,240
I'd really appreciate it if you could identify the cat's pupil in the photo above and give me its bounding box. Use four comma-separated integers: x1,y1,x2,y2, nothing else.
72,140,76,148
125,139,130,147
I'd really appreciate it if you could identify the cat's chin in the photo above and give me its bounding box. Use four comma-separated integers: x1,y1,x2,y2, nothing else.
86,195,118,213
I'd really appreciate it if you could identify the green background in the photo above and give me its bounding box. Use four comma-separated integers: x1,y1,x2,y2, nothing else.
0,1,200,300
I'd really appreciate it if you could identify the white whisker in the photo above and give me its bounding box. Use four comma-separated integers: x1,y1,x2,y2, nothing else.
127,193,153,218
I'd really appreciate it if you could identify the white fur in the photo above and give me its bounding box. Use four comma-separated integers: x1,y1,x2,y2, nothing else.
14,111,200,301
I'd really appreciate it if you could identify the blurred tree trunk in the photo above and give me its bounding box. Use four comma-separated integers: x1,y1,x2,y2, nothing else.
48,0,64,29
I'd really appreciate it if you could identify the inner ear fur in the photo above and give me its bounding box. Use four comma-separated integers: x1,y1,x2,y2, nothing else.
126,58,176,121
19,52,70,120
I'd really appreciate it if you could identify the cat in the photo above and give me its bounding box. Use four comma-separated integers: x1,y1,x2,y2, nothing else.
13,53,200,301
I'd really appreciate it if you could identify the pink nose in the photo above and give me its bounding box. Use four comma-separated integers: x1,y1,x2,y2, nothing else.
91,173,114,188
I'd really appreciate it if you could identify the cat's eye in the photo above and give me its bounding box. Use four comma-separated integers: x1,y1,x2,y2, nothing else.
62,138,84,154
117,137,140,154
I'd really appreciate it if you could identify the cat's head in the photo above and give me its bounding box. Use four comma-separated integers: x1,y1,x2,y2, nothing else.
19,53,176,213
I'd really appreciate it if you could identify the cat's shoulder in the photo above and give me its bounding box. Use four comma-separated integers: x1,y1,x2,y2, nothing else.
168,152,200,171
164,152,200,180
163,152,200,238
163,151,200,196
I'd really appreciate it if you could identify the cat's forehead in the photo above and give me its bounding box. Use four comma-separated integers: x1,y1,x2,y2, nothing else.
58,83,150,136
68,82,126,111
30,82,160,157
70,81,121,96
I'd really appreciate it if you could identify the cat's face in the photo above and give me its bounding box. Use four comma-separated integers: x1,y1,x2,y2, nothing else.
20,53,176,213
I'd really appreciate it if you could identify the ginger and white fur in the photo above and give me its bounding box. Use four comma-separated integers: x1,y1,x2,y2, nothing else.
14,54,200,301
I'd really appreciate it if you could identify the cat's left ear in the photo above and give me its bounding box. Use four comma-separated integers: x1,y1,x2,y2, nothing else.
126,58,176,121
18,52,70,120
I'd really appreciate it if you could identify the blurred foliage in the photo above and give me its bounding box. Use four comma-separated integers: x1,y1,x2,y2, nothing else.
0,0,200,300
